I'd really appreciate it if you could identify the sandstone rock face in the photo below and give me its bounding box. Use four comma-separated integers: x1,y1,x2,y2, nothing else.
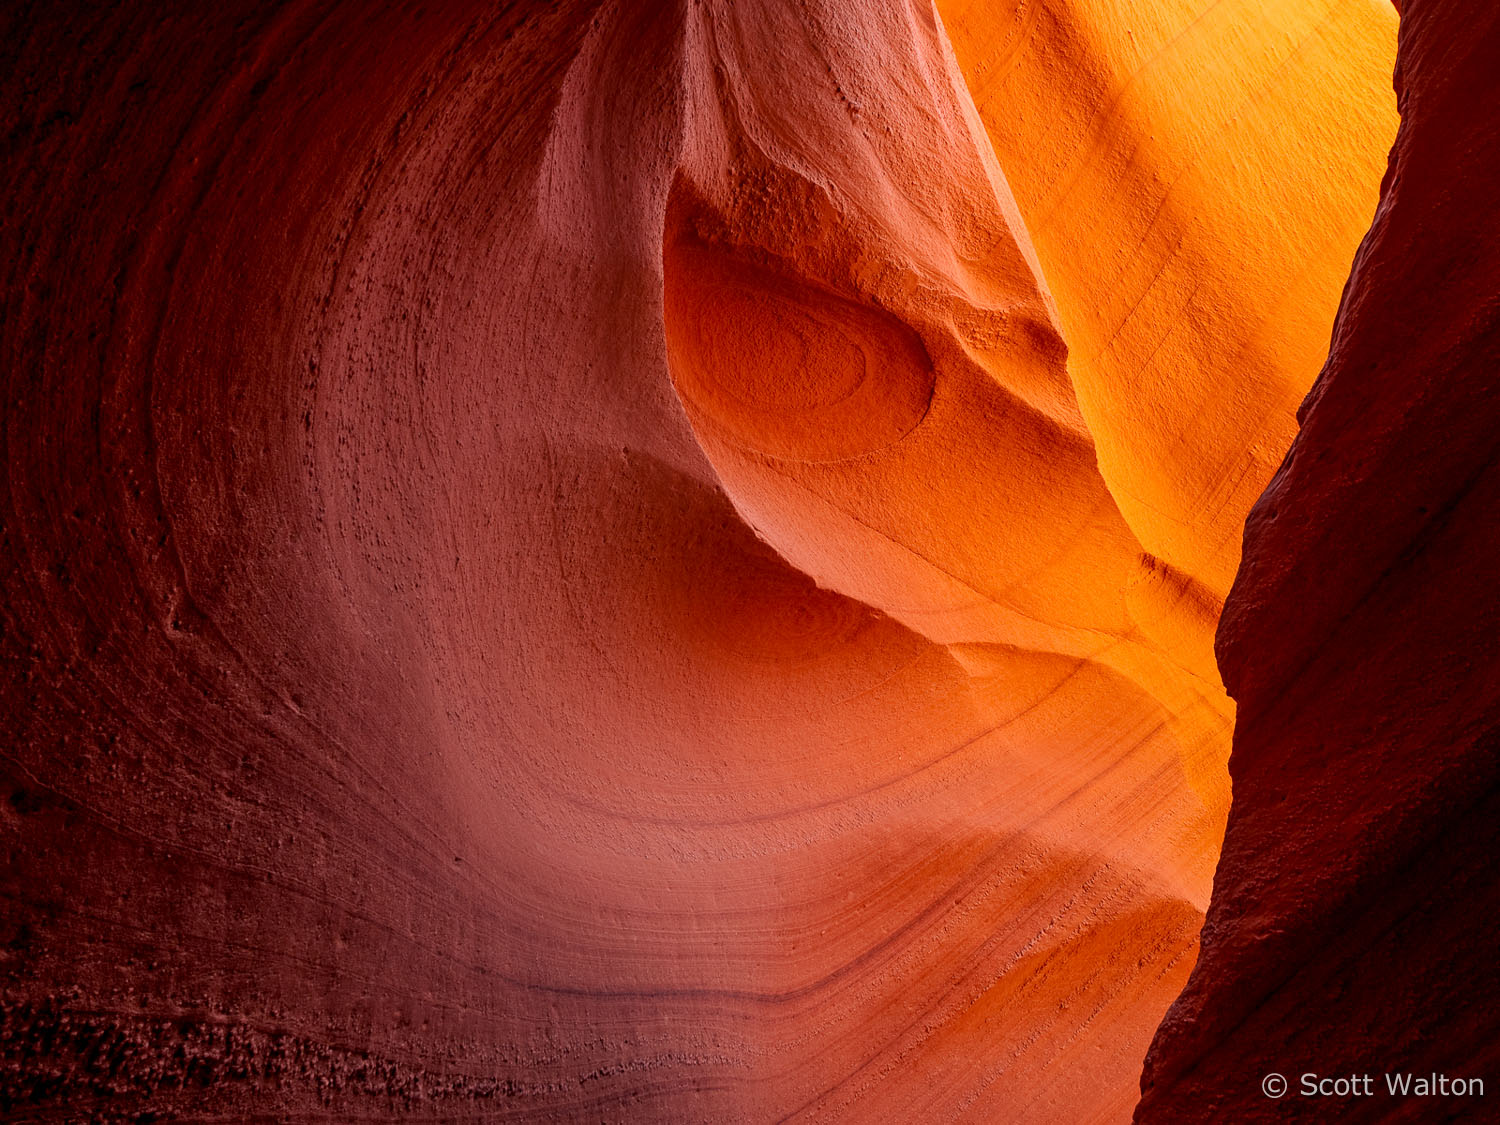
0,0,1393,1120
939,0,1400,605
1137,1,1500,1119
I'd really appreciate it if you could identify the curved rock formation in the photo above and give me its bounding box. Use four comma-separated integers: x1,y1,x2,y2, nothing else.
1138,1,1500,1119
939,0,1400,601
0,0,1396,1120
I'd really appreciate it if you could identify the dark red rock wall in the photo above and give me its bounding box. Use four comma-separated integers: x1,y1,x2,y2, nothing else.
1,1,624,1117
1137,0,1500,1119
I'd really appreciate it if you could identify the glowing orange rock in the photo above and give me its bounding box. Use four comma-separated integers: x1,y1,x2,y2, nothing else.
940,0,1399,599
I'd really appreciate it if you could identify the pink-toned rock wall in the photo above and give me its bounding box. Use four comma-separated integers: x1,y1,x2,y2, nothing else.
0,5,1220,1117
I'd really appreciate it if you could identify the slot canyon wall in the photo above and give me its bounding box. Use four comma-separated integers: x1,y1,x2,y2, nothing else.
1138,0,1500,1119
0,0,1458,1121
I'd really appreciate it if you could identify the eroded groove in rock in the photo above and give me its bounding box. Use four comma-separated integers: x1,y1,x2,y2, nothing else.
0,0,1396,1120
1137,1,1500,1119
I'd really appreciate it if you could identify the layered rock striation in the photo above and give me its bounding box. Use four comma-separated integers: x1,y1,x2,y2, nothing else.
1,0,1397,1120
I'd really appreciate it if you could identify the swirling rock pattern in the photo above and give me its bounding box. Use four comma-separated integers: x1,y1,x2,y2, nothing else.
0,0,1393,1120
1138,1,1500,1119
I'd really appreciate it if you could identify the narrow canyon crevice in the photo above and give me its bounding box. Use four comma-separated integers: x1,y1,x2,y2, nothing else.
1138,0,1500,1118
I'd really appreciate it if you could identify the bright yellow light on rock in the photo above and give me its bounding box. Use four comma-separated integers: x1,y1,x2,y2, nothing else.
938,0,1399,599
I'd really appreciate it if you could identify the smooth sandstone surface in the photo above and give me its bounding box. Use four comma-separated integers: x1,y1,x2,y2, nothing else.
938,0,1400,601
1138,1,1500,1119
0,0,1395,1120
